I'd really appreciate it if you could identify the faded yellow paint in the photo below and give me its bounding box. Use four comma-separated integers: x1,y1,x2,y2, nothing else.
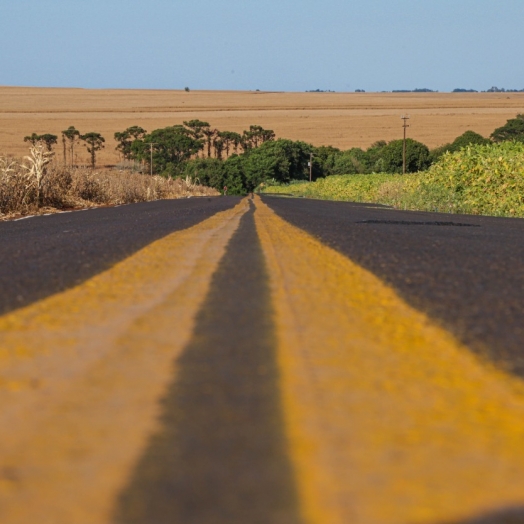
0,199,248,524
254,196,524,524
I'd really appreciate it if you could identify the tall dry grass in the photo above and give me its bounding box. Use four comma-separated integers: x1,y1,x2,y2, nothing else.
0,145,219,219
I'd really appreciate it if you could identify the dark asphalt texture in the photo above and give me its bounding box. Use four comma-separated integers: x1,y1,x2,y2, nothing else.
0,197,241,315
114,203,300,524
262,196,524,378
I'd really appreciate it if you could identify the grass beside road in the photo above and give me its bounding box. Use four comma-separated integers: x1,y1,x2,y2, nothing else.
262,142,524,218
0,145,219,220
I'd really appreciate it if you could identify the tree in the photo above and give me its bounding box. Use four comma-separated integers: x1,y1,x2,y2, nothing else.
431,131,491,163
331,148,368,175
221,155,247,194
312,145,342,177
217,131,242,158
201,126,217,158
451,130,489,149
242,139,312,189
133,126,203,175
380,139,431,174
24,133,57,152
364,141,388,172
81,132,105,169
24,133,42,146
183,158,223,188
241,125,275,151
183,119,208,137
39,134,58,152
491,115,524,142
213,133,225,160
62,126,81,168
114,126,146,160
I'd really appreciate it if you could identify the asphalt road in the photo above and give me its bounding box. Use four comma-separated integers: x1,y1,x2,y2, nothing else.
1,195,524,524
263,196,524,378
0,197,241,315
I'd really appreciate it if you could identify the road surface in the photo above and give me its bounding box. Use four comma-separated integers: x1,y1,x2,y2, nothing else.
0,195,524,524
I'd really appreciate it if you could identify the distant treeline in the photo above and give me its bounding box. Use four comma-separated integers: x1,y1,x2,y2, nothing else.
355,87,524,93
23,114,524,195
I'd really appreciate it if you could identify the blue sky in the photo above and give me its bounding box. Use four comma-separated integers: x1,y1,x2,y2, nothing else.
0,0,522,92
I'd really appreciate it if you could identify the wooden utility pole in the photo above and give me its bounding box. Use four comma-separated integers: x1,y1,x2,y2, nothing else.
149,142,157,176
309,153,314,182
401,115,410,174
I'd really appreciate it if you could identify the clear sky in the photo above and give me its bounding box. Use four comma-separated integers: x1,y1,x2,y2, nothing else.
0,0,522,92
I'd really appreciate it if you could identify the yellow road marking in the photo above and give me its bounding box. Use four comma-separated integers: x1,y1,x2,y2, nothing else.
254,196,524,524
0,199,248,524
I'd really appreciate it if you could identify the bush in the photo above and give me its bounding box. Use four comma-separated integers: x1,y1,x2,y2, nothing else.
380,138,431,173
491,115,524,142
242,139,313,189
430,130,490,162
262,142,524,218
0,155,219,218
414,141,524,215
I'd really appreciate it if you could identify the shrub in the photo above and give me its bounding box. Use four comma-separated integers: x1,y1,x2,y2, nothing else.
380,138,431,173
491,115,524,142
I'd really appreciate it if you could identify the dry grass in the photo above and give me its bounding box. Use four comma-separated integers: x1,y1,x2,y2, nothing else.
0,151,219,219
1,87,524,165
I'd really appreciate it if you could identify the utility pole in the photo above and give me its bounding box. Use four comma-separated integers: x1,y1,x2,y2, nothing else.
401,115,410,174
149,142,157,176
309,152,314,182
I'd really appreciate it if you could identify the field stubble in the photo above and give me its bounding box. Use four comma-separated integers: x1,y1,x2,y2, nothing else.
1,87,524,165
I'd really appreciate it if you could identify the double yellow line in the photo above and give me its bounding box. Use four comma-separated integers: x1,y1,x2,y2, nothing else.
0,195,524,523
255,196,524,524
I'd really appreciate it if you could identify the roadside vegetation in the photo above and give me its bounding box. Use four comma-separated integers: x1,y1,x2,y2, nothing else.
8,113,524,218
0,144,218,220
263,142,524,218
260,115,524,218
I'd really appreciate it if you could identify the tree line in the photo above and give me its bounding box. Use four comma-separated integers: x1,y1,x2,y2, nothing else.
24,127,105,170
23,114,524,194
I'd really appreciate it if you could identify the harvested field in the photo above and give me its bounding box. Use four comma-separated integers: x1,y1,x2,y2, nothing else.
1,86,524,165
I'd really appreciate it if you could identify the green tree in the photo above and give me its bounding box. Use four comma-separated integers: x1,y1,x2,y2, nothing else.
184,158,224,188
201,126,217,158
331,148,368,175
451,130,489,149
312,145,341,177
221,155,247,194
183,120,210,158
24,133,57,152
242,139,312,189
114,126,147,160
24,133,42,146
430,131,490,163
183,156,246,194
62,126,81,168
490,115,524,142
39,134,58,152
364,141,388,172
133,126,203,175
183,119,210,141
81,132,105,169
213,133,225,159
380,139,431,174
241,125,275,151
217,131,242,158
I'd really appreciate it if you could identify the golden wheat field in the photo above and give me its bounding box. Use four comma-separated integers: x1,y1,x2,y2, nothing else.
1,86,524,165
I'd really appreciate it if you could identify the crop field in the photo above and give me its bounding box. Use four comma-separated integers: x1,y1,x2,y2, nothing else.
1,86,524,166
